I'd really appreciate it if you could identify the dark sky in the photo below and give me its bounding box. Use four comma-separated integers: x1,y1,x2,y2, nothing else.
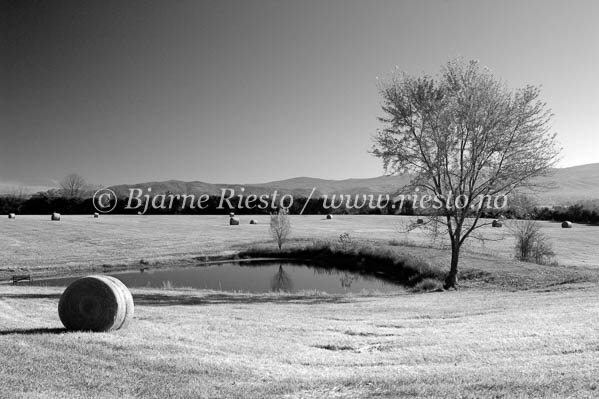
1,0,598,189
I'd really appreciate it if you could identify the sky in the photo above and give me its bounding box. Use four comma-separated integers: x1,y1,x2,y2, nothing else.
1,0,598,189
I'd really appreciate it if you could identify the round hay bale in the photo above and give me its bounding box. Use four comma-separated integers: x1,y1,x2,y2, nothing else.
492,220,502,228
229,216,240,225
93,212,99,218
416,218,424,224
561,221,572,228
249,219,258,224
8,213,15,219
51,212,61,221
326,214,333,220
58,275,134,332
229,212,235,217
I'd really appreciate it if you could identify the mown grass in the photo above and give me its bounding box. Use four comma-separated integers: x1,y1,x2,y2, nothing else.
1,284,599,398
2,215,598,280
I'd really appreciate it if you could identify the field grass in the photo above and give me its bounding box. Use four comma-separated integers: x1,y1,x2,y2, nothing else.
1,215,598,279
1,214,598,398
1,284,599,398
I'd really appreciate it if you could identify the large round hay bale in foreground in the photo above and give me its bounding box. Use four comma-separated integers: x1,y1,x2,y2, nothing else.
229,216,240,225
561,221,572,228
326,214,333,220
51,213,61,221
8,213,15,219
492,219,502,228
58,275,134,332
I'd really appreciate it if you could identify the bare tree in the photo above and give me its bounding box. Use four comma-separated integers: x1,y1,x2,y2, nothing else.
509,219,555,264
372,59,560,289
270,208,291,250
60,174,86,198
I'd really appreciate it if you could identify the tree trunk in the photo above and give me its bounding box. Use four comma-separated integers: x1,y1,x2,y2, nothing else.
444,243,460,289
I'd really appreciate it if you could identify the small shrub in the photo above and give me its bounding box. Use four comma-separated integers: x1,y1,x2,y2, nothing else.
339,232,352,248
412,278,444,293
510,219,555,265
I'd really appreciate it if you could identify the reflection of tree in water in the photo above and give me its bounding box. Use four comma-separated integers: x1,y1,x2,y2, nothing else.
340,272,357,288
270,265,294,292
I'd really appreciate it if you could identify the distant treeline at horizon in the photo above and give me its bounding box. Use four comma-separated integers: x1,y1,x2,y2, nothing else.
1,191,599,225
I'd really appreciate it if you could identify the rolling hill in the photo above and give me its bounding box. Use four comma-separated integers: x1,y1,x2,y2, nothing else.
108,163,599,206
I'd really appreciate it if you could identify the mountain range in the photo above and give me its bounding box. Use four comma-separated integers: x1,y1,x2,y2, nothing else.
109,163,599,206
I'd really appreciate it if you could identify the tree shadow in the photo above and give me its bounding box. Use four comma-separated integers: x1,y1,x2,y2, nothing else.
0,291,351,307
0,327,66,336
132,292,351,306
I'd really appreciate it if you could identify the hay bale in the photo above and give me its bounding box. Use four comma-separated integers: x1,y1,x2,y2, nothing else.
229,212,235,217
58,275,134,332
94,213,99,218
561,221,572,228
51,212,61,221
416,218,424,224
229,216,240,225
326,214,333,220
249,219,258,224
8,213,15,219
492,219,502,228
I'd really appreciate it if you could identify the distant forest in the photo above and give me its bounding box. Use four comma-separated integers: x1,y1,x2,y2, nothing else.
1,191,599,224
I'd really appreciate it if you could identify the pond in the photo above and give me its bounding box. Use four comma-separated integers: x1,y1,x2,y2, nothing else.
35,261,403,294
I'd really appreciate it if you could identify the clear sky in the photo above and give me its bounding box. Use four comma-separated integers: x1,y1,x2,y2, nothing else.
1,0,598,189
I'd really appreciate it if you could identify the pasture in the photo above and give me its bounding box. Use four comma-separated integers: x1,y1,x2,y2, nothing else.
1,214,597,278
1,214,598,398
1,284,599,398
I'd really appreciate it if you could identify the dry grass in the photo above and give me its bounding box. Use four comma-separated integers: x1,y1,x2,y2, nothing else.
1,215,598,397
1,215,598,279
1,284,599,398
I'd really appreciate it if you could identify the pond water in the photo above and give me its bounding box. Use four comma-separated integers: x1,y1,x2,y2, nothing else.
35,261,403,294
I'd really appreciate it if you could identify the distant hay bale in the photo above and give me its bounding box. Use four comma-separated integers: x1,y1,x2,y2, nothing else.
561,221,572,228
58,275,134,332
249,219,258,224
416,218,424,224
230,216,240,225
51,213,61,221
94,213,99,218
326,214,333,220
492,220,502,228
229,212,235,217
8,213,15,219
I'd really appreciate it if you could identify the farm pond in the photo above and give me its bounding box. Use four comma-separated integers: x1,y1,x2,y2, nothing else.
34,261,403,294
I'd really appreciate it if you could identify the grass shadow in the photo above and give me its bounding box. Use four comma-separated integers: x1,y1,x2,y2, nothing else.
0,327,66,336
132,292,351,306
0,293,61,300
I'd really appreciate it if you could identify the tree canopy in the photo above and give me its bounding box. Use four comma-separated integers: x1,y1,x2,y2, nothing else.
372,59,560,288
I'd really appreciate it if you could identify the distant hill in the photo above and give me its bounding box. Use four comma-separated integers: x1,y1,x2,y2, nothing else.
532,163,599,205
108,163,599,206
109,176,411,199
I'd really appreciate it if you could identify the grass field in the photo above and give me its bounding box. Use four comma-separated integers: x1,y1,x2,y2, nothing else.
1,214,598,398
1,215,598,278
1,285,599,398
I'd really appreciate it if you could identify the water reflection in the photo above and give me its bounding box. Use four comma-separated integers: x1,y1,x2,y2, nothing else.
340,272,357,288
34,261,403,294
270,265,293,292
